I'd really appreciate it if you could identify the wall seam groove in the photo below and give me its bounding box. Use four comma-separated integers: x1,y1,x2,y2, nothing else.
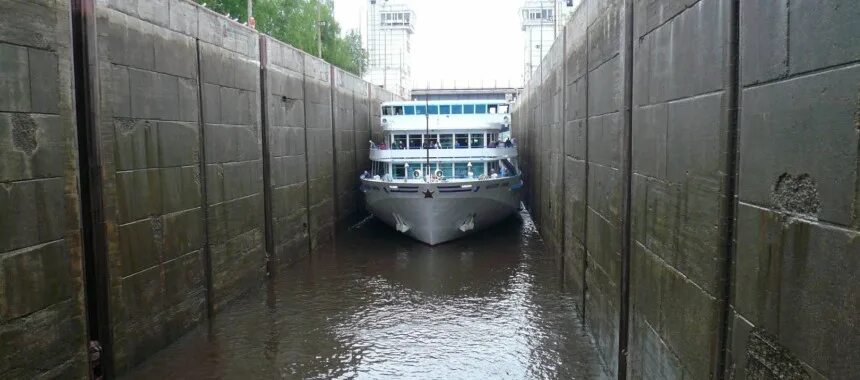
716,0,741,377
194,38,215,323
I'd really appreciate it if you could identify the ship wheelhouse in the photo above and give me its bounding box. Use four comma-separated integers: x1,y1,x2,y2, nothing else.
368,100,518,182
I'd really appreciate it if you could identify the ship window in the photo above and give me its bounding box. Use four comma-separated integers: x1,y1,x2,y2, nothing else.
437,163,454,179
408,162,424,177
472,162,485,176
415,105,426,114
455,134,469,148
404,106,415,115
475,104,487,113
428,105,439,114
470,134,484,148
440,134,453,149
408,135,422,149
393,164,406,178
382,106,392,115
454,162,469,178
464,104,475,114
452,105,463,114
488,161,500,175
440,105,450,114
488,105,498,114
392,134,407,149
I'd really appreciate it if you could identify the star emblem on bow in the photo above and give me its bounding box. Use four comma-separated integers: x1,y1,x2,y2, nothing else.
423,189,434,198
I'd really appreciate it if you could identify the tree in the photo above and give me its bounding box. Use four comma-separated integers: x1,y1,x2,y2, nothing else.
194,0,368,77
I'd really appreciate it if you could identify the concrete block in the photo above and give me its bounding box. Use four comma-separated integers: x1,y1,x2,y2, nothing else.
209,229,264,310
628,314,684,379
116,169,163,224
739,0,788,85
587,162,623,226
586,208,622,281
632,35,650,107
269,126,305,158
168,0,198,36
110,64,132,117
272,182,307,219
157,121,198,166
235,125,262,162
0,300,87,379
0,241,71,322
632,103,668,179
307,176,334,206
675,175,724,294
632,175,680,266
564,76,587,123
2,1,58,49
27,48,59,114
584,258,620,376
633,0,698,38
587,55,621,117
109,0,139,16
202,83,221,124
666,91,725,184
788,0,860,74
587,113,622,167
130,68,180,120
587,0,621,69
0,178,65,253
659,262,721,377
113,119,158,171
732,203,784,330
137,0,170,27
637,0,727,103
734,203,860,378
162,288,205,346
269,95,305,130
160,165,201,214
123,16,156,71
219,87,253,126
631,244,665,334
0,113,65,182
177,78,199,122
196,8,223,47
267,38,304,73
271,154,307,188
0,43,30,112
120,265,165,327
738,65,860,225
162,251,205,308
154,28,196,79
235,59,260,93
162,208,203,261
203,123,237,164
200,44,236,88
118,218,159,277
220,160,262,201
564,11,589,82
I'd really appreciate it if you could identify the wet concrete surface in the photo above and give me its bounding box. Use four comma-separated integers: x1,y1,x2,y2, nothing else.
122,211,606,379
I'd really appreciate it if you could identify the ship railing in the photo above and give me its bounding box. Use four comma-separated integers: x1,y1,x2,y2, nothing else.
369,147,518,161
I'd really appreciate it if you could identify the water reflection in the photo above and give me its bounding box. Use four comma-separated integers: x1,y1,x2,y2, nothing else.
123,211,605,379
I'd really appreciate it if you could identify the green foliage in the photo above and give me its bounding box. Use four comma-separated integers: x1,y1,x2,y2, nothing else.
195,0,368,76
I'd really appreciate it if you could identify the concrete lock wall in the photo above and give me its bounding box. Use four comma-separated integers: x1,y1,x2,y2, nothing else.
0,1,89,378
513,0,860,378
0,0,400,377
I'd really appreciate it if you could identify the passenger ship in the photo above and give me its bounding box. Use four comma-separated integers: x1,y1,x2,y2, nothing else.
361,100,523,245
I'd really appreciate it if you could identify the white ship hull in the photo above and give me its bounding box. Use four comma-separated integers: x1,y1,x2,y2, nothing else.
361,175,523,245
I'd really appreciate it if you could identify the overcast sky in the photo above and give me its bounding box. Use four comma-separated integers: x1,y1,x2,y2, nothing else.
333,0,527,88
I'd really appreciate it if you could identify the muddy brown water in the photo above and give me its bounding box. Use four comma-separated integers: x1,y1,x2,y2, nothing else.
123,211,605,379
